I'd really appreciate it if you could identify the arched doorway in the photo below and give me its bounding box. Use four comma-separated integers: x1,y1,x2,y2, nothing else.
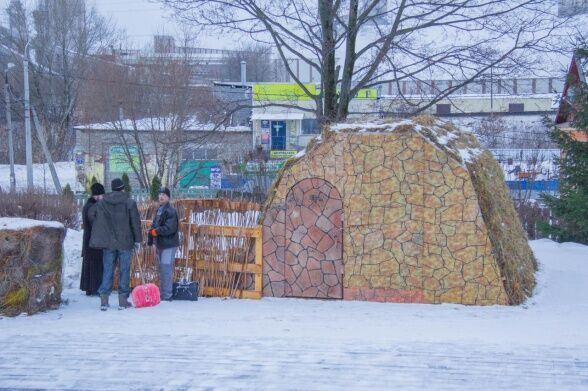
284,178,343,299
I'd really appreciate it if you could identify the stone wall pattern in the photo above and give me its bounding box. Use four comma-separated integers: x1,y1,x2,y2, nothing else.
263,131,509,305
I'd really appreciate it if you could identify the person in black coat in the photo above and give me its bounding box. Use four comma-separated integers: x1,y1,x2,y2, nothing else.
148,187,179,301
80,183,105,296
89,178,142,311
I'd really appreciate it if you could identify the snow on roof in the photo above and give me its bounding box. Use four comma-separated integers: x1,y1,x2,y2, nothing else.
0,217,64,230
74,117,250,132
326,117,484,166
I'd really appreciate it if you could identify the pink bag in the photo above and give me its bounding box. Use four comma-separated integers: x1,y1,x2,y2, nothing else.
131,246,160,308
132,283,161,308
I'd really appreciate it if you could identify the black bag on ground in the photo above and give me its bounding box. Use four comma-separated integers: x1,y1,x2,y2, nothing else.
172,281,199,301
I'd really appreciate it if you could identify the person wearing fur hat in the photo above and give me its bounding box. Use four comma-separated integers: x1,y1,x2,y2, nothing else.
147,187,179,301
89,177,142,310
80,182,105,296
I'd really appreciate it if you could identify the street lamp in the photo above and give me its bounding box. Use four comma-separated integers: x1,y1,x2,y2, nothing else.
4,62,16,192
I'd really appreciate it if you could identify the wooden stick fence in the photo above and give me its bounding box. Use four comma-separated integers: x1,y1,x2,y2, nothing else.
130,200,263,299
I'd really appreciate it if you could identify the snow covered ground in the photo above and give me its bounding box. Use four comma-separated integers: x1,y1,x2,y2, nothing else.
0,230,587,390
0,162,77,193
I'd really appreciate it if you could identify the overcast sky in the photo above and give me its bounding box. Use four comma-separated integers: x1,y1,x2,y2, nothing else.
95,0,251,50
0,0,237,49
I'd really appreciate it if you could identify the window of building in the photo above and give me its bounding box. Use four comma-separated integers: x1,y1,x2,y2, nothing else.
436,104,451,115
301,119,320,134
509,103,525,113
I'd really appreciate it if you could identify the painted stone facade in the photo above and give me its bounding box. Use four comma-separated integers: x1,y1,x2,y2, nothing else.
263,121,513,305
284,178,343,298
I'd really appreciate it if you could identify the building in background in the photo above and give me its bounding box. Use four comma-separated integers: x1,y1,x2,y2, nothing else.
558,0,588,16
73,119,251,192
247,76,562,156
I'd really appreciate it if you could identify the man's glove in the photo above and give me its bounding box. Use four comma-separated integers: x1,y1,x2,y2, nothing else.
134,242,141,252
150,228,158,237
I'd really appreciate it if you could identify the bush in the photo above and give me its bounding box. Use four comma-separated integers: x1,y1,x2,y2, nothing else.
86,175,98,193
62,183,74,199
122,173,132,193
0,189,79,229
150,176,162,201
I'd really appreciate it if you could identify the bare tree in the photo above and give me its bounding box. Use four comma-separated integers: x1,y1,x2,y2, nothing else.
83,36,225,189
162,0,570,123
1,0,117,160
472,116,508,149
221,43,274,82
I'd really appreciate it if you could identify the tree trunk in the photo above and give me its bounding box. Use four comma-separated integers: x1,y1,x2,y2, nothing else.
336,0,359,121
319,0,337,122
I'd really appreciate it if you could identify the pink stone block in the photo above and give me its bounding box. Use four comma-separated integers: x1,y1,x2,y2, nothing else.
291,225,307,243
324,273,340,287
303,286,320,297
300,206,319,227
298,178,314,192
296,269,311,289
321,261,336,275
263,240,277,256
307,247,326,262
307,225,325,245
306,257,321,271
267,270,285,282
316,215,335,232
311,178,323,189
316,234,335,253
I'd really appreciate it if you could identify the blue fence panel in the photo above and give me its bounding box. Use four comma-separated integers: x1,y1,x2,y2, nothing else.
506,180,559,192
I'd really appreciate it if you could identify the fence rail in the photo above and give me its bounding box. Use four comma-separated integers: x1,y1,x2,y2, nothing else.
130,220,263,299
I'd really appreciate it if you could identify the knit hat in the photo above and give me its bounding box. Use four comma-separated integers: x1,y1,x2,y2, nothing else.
90,182,105,196
159,187,171,198
111,178,125,191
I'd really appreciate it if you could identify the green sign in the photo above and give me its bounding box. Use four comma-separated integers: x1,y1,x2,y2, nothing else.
270,150,298,159
253,83,317,102
109,145,140,172
178,160,222,189
335,87,378,100
241,160,285,173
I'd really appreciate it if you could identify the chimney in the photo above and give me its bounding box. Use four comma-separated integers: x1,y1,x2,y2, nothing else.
240,61,247,86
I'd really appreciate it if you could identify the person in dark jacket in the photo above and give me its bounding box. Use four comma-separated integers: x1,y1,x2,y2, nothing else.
89,177,142,311
148,187,179,301
80,183,105,296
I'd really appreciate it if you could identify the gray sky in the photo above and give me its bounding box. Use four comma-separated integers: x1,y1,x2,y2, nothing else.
92,0,237,49
0,0,236,49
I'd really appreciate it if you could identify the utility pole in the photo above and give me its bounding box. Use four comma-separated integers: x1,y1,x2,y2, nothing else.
490,65,494,115
32,107,62,194
23,43,33,191
4,63,16,192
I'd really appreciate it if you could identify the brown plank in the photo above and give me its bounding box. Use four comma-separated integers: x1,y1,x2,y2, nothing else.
201,287,262,299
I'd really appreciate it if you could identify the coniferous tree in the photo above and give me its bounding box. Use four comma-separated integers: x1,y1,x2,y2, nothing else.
86,175,98,193
541,50,588,243
62,183,74,199
150,176,162,201
122,173,132,193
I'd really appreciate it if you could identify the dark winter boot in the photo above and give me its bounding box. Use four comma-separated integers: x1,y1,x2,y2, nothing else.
118,293,132,310
100,294,109,311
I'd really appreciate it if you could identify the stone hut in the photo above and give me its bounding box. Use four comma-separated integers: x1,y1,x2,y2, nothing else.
261,117,536,305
